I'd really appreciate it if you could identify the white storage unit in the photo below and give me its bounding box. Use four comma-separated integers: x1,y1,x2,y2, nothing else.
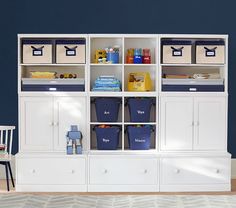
16,34,230,192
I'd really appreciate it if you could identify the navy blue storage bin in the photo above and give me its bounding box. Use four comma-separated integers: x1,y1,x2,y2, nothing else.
127,125,153,150
95,98,121,122
95,126,120,150
127,98,153,122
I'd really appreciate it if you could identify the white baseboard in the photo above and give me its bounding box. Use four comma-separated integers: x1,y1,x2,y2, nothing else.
0,157,236,180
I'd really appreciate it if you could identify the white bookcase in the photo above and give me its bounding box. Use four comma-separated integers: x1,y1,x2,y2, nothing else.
16,34,231,192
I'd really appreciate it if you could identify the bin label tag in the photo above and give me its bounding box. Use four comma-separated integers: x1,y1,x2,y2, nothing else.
64,46,78,56
204,46,217,57
104,111,110,115
171,46,184,57
137,110,145,114
206,51,215,57
102,138,110,143
31,46,44,56
135,138,145,143
66,50,76,56
33,50,42,56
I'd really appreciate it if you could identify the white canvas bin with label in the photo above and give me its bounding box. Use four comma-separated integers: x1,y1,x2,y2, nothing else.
22,40,53,64
56,39,86,64
196,40,225,64
162,40,192,64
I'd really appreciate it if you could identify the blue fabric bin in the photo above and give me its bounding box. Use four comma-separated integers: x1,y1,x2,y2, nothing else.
127,98,153,122
127,125,153,150
95,126,120,150
95,97,121,122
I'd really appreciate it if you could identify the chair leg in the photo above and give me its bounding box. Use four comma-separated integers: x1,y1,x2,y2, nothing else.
7,162,14,187
5,163,9,191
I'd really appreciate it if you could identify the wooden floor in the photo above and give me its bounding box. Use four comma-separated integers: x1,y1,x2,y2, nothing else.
0,180,235,194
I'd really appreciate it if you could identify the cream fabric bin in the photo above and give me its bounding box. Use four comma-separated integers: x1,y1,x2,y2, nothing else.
162,40,192,64
56,39,86,64
196,41,225,64
22,40,52,64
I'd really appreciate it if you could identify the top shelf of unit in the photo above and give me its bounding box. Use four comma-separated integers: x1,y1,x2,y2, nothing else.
20,64,86,67
160,64,226,67
90,64,157,66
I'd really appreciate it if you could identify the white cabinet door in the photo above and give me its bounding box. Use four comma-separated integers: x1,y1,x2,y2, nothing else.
20,97,53,151
194,97,226,150
54,97,87,151
160,97,193,150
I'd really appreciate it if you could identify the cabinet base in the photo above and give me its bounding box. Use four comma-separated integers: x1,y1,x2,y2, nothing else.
88,185,159,192
160,184,231,192
16,184,87,192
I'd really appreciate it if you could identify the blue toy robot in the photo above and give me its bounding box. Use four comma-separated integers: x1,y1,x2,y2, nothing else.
66,125,82,154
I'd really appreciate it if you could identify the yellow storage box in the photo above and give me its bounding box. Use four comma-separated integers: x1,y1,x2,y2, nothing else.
128,72,152,91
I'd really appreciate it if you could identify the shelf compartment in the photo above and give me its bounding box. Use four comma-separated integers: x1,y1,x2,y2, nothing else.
21,65,86,92
161,65,225,92
124,37,157,64
90,37,123,64
90,124,122,151
124,65,156,92
124,124,156,150
90,97,122,123
90,65,122,92
124,97,156,123
160,37,226,64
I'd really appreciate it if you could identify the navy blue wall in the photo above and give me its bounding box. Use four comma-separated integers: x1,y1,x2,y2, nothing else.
0,0,235,156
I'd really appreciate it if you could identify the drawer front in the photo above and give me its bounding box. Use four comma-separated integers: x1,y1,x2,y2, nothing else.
160,157,230,185
17,158,86,185
89,158,158,185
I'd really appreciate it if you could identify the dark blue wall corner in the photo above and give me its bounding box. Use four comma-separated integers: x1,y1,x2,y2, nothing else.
0,0,235,156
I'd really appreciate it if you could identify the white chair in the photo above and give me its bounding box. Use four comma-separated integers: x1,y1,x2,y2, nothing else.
0,126,15,191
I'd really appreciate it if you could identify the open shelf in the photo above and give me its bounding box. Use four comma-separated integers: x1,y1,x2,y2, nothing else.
90,124,122,151
124,97,157,123
90,65,122,92
124,124,156,151
124,65,157,92
90,96,122,123
90,37,123,64
124,37,157,64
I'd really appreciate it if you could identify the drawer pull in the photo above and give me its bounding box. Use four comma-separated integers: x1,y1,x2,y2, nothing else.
30,169,36,174
215,169,220,174
174,169,180,174
103,169,108,174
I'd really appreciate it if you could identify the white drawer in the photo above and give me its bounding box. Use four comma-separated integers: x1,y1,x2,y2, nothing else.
160,157,230,185
89,157,158,185
17,158,86,185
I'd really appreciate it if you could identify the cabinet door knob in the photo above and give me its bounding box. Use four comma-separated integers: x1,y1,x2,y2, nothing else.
174,169,180,174
215,169,220,174
31,169,36,174
103,169,108,174
71,170,75,174
144,169,148,174
49,122,54,126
